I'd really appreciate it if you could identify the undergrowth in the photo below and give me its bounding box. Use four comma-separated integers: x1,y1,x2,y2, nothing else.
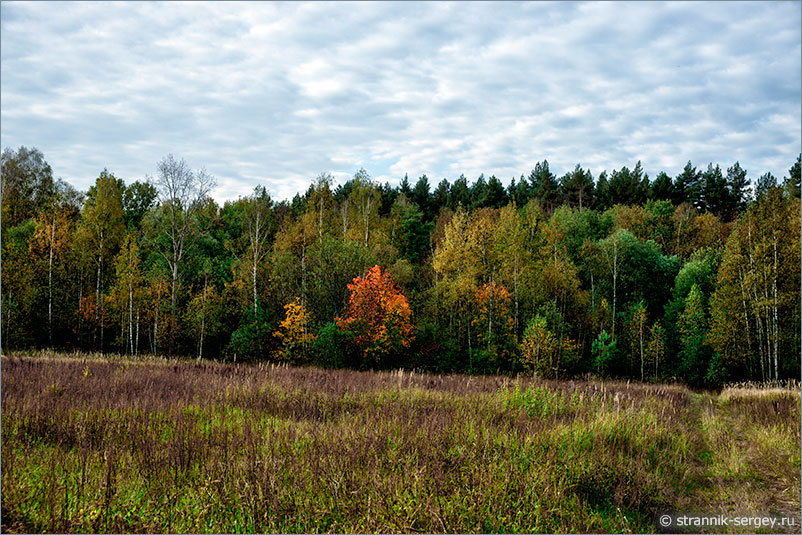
1,352,799,533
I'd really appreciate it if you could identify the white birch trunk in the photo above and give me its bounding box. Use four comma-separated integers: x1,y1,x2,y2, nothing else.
128,281,134,355
48,217,54,345
135,309,140,356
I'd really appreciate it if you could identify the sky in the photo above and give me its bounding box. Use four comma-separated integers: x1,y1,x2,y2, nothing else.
1,1,800,203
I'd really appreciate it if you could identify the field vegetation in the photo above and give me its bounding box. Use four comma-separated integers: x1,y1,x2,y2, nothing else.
2,351,799,533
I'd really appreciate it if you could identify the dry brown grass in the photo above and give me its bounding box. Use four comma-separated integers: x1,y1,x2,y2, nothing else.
1,352,799,533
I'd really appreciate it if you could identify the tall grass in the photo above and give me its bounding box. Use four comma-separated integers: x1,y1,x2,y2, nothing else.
1,352,799,533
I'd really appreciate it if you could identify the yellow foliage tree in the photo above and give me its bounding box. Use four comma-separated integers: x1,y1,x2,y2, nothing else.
472,281,515,356
275,298,316,362
520,315,558,377
30,208,72,345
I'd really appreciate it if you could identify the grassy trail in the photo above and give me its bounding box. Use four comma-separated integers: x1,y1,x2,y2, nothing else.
667,390,801,534
706,393,799,532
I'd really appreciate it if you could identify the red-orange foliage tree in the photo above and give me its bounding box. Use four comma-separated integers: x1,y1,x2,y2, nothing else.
336,265,414,365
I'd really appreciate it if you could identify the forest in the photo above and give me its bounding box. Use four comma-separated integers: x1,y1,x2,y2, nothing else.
2,147,800,387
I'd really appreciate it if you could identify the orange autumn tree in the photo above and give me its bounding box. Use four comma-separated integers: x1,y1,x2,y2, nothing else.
336,265,414,365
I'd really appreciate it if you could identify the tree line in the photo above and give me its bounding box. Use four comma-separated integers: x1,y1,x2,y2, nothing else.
2,146,799,386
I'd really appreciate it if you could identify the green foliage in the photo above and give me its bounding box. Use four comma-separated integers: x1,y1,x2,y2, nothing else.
520,303,581,378
501,383,585,417
484,175,508,209
227,305,273,361
725,161,750,218
410,321,462,372
700,163,729,216
411,174,431,219
678,284,711,386
399,210,433,263
650,172,675,203
2,146,800,385
448,174,470,209
559,164,595,209
643,199,675,247
549,206,610,263
594,171,611,210
755,172,777,200
607,162,650,206
705,352,727,388
784,154,801,197
1,146,55,230
122,180,158,229
313,322,357,368
674,160,702,208
529,160,559,211
592,330,617,376
4,218,36,247
673,248,720,302
306,237,374,324
618,236,679,318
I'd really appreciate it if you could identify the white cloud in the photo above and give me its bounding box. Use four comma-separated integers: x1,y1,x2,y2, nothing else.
1,0,799,202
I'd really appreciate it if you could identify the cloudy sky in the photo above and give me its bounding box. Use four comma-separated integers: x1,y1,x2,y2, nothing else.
1,1,800,202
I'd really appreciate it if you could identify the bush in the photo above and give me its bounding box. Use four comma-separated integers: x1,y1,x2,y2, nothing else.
705,352,726,389
313,322,358,369
226,306,273,361
592,330,617,376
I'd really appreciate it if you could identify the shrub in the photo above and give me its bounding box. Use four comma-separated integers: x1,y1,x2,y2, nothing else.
226,305,273,361
592,329,617,376
313,322,357,369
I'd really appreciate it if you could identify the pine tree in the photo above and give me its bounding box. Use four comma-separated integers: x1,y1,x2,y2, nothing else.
471,174,488,209
725,161,750,218
783,154,801,197
485,175,508,208
755,172,777,200
595,171,611,210
432,179,450,217
560,164,595,209
411,174,431,219
608,164,648,206
700,163,728,216
449,174,470,209
651,171,675,202
674,161,702,208
529,160,559,212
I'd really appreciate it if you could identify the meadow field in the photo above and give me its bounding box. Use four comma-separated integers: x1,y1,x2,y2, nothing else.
1,351,799,534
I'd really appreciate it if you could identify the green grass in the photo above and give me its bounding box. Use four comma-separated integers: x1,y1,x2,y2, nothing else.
1,352,799,533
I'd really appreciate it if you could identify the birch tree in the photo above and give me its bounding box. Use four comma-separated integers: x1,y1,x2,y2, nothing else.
351,169,380,247
309,173,334,242
597,229,633,339
710,186,800,381
110,232,144,354
151,154,215,353
242,186,273,313
30,208,71,345
76,170,125,352
186,266,222,361
627,300,647,380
